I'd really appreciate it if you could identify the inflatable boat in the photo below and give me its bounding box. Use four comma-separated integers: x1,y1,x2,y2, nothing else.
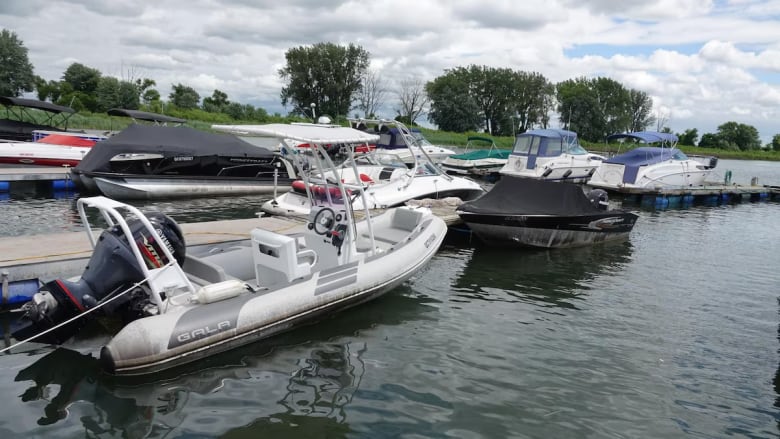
11,123,448,376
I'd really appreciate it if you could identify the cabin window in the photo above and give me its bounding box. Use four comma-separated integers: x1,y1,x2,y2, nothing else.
512,135,534,154
672,150,689,160
543,139,562,157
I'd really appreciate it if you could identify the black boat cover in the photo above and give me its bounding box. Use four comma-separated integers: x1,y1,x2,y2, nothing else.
458,176,601,216
74,124,275,173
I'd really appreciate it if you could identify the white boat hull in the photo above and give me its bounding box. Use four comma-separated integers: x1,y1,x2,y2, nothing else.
588,160,714,190
101,209,447,375
94,177,291,199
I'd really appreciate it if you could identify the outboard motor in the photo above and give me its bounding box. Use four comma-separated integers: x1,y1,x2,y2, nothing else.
588,188,610,211
13,213,186,344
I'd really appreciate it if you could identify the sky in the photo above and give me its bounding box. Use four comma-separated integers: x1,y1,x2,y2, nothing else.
1,0,779,143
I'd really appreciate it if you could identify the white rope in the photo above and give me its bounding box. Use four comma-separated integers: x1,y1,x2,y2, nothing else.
0,262,173,354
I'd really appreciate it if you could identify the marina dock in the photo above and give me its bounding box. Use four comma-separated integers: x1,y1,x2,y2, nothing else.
0,166,75,191
601,182,780,207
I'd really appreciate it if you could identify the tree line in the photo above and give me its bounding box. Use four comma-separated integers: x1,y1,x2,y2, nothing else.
1,28,777,151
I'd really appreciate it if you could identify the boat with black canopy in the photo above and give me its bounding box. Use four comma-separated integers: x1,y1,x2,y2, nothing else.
457,176,638,248
70,124,297,199
0,96,76,142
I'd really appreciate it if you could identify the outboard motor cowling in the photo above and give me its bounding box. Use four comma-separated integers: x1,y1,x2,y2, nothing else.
588,188,610,211
13,212,185,344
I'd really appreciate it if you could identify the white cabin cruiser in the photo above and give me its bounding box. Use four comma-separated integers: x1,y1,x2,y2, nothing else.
499,129,604,183
588,131,718,190
10,123,448,376
258,121,485,217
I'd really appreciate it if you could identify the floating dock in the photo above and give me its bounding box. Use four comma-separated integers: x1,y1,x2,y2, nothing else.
0,166,76,191
595,182,780,208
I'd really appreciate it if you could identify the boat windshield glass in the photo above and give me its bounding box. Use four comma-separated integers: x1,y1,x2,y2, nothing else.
564,142,589,155
412,131,433,146
672,150,689,160
414,162,440,176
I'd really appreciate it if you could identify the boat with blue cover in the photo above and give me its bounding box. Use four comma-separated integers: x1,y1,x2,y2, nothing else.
588,131,718,190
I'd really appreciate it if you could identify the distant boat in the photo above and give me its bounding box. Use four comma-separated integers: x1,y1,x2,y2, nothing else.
256,120,484,217
0,96,75,142
498,128,605,183
588,131,718,190
351,119,456,166
457,176,638,248
440,135,509,176
70,124,296,199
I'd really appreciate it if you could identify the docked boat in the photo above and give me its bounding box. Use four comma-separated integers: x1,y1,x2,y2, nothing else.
254,121,485,217
0,96,75,142
457,176,638,248
10,123,448,376
0,136,95,167
587,131,718,190
70,123,297,199
499,129,605,183
351,119,456,166
440,135,509,176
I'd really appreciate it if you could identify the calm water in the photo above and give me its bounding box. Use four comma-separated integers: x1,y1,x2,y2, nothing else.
0,160,778,438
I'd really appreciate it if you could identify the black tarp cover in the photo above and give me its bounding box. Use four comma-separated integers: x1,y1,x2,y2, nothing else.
458,176,601,216
74,124,275,173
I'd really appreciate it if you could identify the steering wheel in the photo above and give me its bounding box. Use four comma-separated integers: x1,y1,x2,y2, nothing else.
312,207,336,235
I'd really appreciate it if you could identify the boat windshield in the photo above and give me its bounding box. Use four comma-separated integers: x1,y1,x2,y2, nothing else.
672,150,689,160
412,131,433,147
564,142,589,155
352,151,407,168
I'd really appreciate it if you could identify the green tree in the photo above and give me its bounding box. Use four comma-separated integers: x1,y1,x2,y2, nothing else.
95,76,121,111
34,76,62,102
511,71,554,133
0,29,35,97
426,70,481,132
716,121,761,150
169,83,200,109
626,89,655,133
771,134,780,151
203,89,229,113
279,42,370,119
677,128,699,146
142,89,160,106
59,63,101,111
556,77,603,141
556,77,650,142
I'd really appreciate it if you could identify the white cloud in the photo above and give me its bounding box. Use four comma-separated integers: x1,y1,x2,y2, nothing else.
0,0,778,141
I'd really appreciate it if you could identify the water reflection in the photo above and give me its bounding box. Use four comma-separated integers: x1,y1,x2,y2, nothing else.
451,241,633,309
9,288,436,437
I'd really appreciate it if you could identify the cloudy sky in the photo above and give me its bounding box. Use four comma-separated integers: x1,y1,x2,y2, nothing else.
1,0,779,142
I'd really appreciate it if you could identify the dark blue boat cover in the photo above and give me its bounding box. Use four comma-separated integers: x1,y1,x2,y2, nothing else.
602,146,679,183
457,176,601,216
74,124,275,173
